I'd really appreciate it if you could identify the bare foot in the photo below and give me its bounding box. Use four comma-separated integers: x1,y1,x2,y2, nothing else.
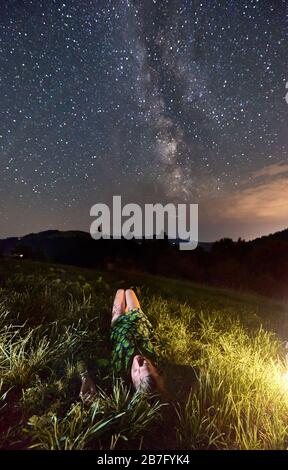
125,289,140,311
111,289,126,323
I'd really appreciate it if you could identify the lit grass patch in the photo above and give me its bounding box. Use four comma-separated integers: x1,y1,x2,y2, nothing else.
1,260,288,449
0,319,88,387
176,324,288,449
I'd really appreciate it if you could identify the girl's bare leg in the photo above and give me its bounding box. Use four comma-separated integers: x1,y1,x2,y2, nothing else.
111,289,126,324
125,289,140,311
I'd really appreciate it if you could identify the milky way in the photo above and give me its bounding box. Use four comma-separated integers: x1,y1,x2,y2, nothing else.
0,0,287,240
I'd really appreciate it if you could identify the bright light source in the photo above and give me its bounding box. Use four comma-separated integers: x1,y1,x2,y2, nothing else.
281,371,288,391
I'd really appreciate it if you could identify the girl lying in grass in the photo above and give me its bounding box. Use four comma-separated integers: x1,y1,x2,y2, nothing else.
79,289,165,404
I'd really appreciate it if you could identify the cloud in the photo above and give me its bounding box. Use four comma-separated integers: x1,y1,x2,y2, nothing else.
252,161,288,179
206,175,288,222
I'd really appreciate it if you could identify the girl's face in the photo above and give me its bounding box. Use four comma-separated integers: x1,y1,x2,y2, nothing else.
130,354,159,390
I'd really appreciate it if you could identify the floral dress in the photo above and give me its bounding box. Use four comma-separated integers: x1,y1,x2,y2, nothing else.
110,308,157,378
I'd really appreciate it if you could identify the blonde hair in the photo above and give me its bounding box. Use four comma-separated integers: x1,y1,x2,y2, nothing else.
138,374,158,394
137,370,167,399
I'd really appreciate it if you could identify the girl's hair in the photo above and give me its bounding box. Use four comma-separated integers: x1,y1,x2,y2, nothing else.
138,374,158,394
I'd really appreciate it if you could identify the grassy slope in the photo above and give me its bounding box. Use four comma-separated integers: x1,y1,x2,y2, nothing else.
0,259,288,450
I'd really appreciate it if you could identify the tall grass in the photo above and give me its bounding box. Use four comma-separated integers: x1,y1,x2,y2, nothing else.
1,261,288,449
176,324,288,449
0,317,88,387
26,380,163,450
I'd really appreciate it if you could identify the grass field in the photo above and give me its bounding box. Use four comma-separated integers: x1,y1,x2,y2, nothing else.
0,259,288,450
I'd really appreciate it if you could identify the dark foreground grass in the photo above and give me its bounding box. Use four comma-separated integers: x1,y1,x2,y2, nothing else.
0,259,288,450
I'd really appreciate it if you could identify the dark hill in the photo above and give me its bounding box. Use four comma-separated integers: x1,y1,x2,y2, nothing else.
1,227,288,298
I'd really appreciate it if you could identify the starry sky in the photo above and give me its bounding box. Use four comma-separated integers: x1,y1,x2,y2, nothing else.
0,0,287,241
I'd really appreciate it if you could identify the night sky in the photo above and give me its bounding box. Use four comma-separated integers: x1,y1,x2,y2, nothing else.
0,0,287,241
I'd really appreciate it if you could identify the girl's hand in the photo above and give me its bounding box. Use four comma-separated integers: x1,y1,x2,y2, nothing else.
79,374,97,404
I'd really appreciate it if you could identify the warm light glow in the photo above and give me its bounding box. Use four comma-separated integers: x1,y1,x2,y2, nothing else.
281,371,288,391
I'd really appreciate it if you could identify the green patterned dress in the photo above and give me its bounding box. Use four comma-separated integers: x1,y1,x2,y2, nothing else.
110,308,157,379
